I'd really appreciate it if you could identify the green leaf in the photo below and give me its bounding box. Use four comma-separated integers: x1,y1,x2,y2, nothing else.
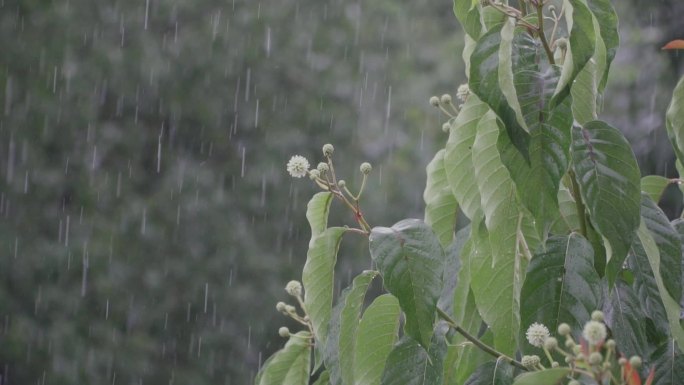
520,234,601,353
605,278,651,360
307,192,334,240
453,0,483,40
255,331,312,385
636,221,684,349
354,294,401,385
641,175,671,203
444,95,489,220
571,120,641,286
511,368,571,385
550,186,581,234
464,360,515,385
369,219,445,348
303,227,348,353
380,323,448,385
639,194,682,304
469,23,530,158
325,270,379,385
313,371,330,385
551,0,596,107
585,0,619,91
650,340,684,385
424,149,459,248
666,77,684,165
438,226,469,316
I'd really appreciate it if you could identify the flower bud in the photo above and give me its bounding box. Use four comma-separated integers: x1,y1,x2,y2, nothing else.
338,180,346,188
555,37,568,50
565,339,576,349
582,320,607,345
589,352,603,365
629,356,642,368
360,162,372,175
317,162,329,173
440,94,452,104
285,304,296,314
526,322,550,347
309,169,320,180
429,96,440,107
278,326,290,338
521,355,540,369
551,361,559,368
456,84,470,102
591,310,604,322
322,144,334,157
442,122,450,133
618,357,627,366
285,280,302,297
544,337,558,350
557,323,571,336
605,339,616,349
276,301,287,312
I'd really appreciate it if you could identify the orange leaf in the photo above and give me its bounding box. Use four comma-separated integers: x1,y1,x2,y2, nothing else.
644,367,655,385
662,40,684,50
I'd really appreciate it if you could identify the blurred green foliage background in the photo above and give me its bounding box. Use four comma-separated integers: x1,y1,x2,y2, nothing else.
0,0,681,383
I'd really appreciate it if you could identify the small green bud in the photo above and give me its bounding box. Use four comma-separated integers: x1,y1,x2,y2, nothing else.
360,162,372,175
440,94,452,104
317,162,329,173
618,357,627,366
573,345,582,355
338,180,346,188
565,356,573,364
629,356,642,368
429,96,440,107
603,362,612,370
441,122,450,133
285,304,296,314
309,169,320,180
555,37,568,50
557,323,571,336
551,361,559,368
591,310,605,322
521,355,540,369
285,280,302,297
278,326,290,338
276,301,287,312
588,352,603,365
565,338,576,349
605,339,616,349
544,337,558,350
322,144,334,157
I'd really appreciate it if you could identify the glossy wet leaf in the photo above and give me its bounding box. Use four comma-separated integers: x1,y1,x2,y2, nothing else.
255,331,312,385
641,175,671,203
380,323,448,385
649,340,684,385
512,368,571,385
604,278,650,360
369,219,445,348
354,294,401,385
464,360,515,385
666,77,684,165
424,149,459,248
586,0,619,90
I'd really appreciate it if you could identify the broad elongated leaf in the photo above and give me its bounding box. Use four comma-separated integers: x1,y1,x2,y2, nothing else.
551,0,596,107
380,323,448,385
628,238,670,345
255,331,312,385
313,371,330,385
604,278,651,360
640,194,682,304
469,23,530,158
453,0,482,40
586,0,619,90
424,149,459,248
520,234,601,353
571,120,641,286
369,219,445,348
444,95,489,220
636,222,684,349
325,271,378,385
353,294,401,385
464,360,515,385
641,175,671,203
650,340,684,385
438,226,469,316
303,227,348,353
307,192,334,241
512,368,571,385
666,77,684,165
550,186,581,234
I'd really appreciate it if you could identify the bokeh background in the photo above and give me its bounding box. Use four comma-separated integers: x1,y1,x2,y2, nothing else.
0,0,682,384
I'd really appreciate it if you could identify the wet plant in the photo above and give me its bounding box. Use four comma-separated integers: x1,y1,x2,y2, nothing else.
255,0,684,384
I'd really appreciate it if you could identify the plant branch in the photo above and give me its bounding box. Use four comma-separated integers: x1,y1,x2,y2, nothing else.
436,307,528,371
537,2,556,65
568,169,588,237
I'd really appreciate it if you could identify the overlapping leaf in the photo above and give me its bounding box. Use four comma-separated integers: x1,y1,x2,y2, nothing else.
255,331,312,385
354,294,401,385
586,0,619,90
649,340,684,385
641,175,671,203
325,270,378,385
520,234,601,353
380,323,448,385
444,95,489,220
512,368,571,385
666,76,684,165
369,219,445,348
438,226,469,316
571,120,641,286
464,360,515,385
453,0,482,40
604,278,650,360
424,149,459,248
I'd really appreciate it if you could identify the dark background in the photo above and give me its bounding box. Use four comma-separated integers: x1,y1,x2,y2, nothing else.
0,0,682,384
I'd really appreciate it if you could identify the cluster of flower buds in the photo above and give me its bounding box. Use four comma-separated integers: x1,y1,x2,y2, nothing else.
522,311,652,384
275,280,313,339
429,85,469,133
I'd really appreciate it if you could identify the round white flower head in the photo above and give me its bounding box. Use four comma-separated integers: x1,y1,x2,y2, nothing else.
286,155,310,178
322,144,334,157
582,320,607,345
429,96,440,107
521,355,540,369
360,162,372,175
278,326,290,338
557,323,571,336
285,280,302,297
456,84,470,102
526,322,550,347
